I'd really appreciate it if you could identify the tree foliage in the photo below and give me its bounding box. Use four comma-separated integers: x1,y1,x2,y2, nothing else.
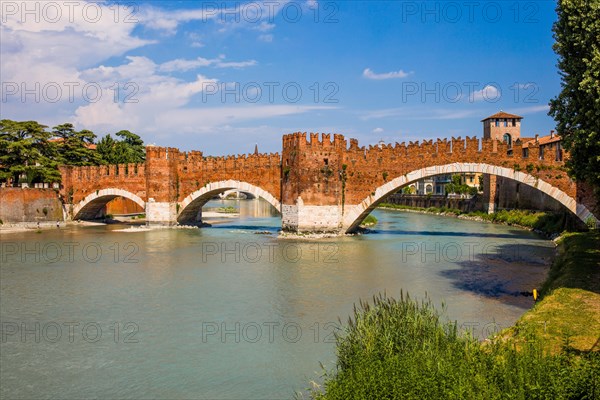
97,130,145,165
549,0,600,192
0,119,60,184
0,119,145,186
445,174,470,195
53,123,101,166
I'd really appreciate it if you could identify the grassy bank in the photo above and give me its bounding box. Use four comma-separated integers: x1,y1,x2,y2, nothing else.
378,203,570,235
502,231,600,353
304,232,599,399
306,293,599,399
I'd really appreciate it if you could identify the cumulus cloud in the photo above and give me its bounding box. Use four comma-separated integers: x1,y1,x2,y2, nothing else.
469,85,501,102
363,68,411,80
0,0,334,146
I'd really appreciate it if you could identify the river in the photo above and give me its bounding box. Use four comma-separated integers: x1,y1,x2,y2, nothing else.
0,199,554,399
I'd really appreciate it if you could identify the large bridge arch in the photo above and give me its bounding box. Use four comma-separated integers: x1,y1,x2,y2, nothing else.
73,188,146,220
342,163,598,233
178,180,281,223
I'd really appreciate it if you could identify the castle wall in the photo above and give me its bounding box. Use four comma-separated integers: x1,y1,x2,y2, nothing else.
0,188,64,223
55,133,597,231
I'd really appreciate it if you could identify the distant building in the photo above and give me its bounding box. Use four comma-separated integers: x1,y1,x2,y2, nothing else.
522,131,562,161
407,111,530,196
481,110,523,153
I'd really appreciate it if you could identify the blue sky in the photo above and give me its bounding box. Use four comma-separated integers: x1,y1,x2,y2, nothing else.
1,1,560,154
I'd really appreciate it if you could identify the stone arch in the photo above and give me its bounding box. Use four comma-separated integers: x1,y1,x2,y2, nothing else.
73,188,145,220
342,163,597,233
178,180,280,223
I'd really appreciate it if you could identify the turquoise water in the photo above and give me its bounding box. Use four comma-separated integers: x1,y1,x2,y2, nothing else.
0,199,553,399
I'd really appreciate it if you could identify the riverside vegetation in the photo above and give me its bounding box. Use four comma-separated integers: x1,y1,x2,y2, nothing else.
378,203,573,236
304,230,599,399
305,291,598,399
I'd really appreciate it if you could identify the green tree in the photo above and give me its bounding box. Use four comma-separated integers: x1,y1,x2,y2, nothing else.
96,134,116,164
53,123,101,166
445,174,469,195
97,130,145,165
0,119,60,185
549,0,600,192
115,130,145,163
403,185,414,195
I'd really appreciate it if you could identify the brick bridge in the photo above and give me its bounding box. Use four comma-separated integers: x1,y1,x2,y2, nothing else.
59,133,599,233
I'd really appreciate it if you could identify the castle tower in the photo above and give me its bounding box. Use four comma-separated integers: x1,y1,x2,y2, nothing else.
481,111,522,214
281,133,346,232
481,111,523,148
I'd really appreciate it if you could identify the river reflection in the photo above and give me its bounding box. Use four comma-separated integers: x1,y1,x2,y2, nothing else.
0,199,553,399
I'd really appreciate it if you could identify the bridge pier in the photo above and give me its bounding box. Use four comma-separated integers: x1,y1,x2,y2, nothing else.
483,174,498,214
282,200,343,233
146,200,178,226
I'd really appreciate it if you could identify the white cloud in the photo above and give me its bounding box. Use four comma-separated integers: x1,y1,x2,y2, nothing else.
159,58,216,72
469,85,501,102
372,127,384,133
138,7,218,35
158,56,257,72
363,68,411,80
0,0,335,147
258,34,274,42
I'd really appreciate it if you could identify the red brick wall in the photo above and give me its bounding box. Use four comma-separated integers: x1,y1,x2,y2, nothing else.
281,133,582,210
0,188,63,223
60,163,146,205
105,198,144,215
57,134,598,221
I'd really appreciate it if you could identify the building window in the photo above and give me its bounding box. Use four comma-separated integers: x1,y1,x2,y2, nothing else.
503,133,512,149
495,120,499,127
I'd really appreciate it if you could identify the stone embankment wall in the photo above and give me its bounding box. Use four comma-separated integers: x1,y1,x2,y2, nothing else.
0,188,64,223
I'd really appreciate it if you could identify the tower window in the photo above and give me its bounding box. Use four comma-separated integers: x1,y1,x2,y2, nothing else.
503,133,512,149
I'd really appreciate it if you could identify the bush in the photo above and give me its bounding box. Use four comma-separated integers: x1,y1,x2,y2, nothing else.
308,293,599,399
359,214,378,227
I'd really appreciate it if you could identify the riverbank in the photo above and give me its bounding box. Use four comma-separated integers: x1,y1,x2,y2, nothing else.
378,203,570,237
498,231,600,353
0,220,105,233
305,225,599,398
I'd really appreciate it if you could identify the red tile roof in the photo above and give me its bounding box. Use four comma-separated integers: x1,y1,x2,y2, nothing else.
481,111,523,121
522,134,561,148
